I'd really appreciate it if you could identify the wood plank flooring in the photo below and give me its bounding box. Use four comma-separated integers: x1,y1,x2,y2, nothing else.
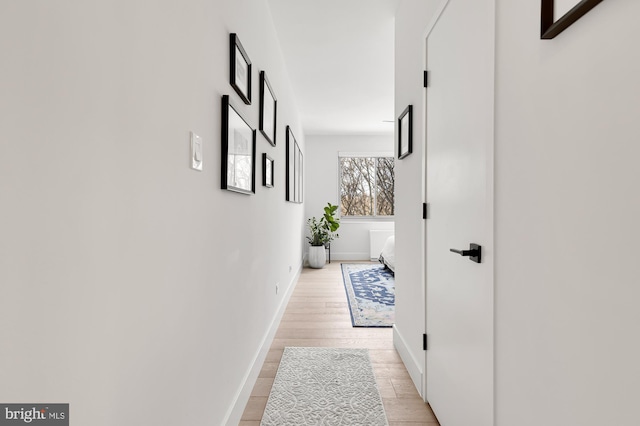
239,261,440,425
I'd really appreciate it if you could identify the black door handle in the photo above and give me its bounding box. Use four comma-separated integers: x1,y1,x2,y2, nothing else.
449,243,482,263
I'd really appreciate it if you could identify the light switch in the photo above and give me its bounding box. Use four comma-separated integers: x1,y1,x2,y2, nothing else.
190,132,203,171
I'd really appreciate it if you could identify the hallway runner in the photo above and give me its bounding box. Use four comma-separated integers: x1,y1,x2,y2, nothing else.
260,347,388,426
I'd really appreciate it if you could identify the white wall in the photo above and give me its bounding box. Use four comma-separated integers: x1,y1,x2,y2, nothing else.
393,0,443,396
305,135,394,260
0,1,304,424
494,1,640,425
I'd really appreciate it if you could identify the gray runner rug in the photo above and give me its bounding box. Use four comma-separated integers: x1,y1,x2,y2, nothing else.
260,347,389,426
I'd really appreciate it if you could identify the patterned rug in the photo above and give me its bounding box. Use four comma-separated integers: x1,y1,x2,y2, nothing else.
261,347,388,426
340,263,395,328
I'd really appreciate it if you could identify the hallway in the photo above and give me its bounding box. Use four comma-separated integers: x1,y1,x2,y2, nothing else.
240,262,439,425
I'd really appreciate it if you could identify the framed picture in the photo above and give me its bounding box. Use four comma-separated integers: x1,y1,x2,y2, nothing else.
259,71,277,146
398,105,413,160
286,126,303,203
286,126,295,202
296,144,303,202
541,0,603,39
263,153,274,188
230,33,252,104
221,95,256,195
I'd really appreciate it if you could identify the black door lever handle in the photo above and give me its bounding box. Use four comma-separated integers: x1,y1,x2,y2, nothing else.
449,243,482,263
450,248,473,256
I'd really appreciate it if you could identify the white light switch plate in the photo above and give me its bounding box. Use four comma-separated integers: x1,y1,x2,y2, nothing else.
190,132,203,171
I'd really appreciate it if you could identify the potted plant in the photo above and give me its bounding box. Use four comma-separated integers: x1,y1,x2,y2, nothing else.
307,203,340,268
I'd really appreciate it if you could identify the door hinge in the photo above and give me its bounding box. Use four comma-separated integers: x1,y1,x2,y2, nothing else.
423,333,428,350
424,70,429,88
423,203,429,219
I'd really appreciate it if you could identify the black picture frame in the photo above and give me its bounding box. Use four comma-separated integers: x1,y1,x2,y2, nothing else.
230,33,252,104
286,126,303,203
541,0,603,39
263,153,274,188
398,105,413,160
296,143,303,203
221,95,256,195
259,71,277,146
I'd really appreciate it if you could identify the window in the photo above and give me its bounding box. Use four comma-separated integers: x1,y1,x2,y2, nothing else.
339,155,395,217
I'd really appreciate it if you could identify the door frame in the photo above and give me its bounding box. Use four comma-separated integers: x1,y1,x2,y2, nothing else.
420,0,451,398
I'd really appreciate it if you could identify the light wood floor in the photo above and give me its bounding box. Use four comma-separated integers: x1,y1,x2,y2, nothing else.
239,261,440,425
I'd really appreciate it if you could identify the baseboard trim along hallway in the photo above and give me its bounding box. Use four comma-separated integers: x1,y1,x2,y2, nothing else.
392,324,425,398
224,263,303,425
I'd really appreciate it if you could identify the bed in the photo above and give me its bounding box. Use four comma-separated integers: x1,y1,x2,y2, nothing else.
378,235,395,273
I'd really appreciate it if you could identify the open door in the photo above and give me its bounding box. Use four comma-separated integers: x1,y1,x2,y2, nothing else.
424,1,495,425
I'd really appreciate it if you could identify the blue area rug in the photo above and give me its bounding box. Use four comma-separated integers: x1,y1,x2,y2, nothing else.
341,263,395,328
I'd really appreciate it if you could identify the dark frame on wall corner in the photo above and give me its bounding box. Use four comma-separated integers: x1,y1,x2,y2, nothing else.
541,0,604,39
397,105,413,160
259,71,277,146
263,153,274,188
221,95,256,195
230,33,252,104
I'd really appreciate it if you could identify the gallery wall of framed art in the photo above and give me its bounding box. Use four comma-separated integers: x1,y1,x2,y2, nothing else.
224,32,301,201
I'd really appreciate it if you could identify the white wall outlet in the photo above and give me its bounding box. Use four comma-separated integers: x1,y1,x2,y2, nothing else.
190,132,203,171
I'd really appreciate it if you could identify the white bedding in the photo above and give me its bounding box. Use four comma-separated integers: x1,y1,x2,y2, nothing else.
378,235,395,273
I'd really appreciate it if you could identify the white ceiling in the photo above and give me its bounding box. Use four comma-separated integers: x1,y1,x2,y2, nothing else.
267,0,399,136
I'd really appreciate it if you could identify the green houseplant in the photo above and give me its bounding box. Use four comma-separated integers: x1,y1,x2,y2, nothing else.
307,203,340,268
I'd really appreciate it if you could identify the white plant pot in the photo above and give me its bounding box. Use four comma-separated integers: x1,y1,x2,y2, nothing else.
308,245,327,269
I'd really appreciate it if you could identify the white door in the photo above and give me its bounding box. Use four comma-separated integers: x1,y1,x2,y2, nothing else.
425,1,494,425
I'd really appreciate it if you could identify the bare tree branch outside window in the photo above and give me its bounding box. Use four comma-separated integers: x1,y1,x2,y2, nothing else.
376,157,394,216
340,156,394,217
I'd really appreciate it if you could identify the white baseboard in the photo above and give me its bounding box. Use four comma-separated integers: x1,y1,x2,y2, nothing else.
330,251,370,261
393,324,425,399
223,263,302,425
